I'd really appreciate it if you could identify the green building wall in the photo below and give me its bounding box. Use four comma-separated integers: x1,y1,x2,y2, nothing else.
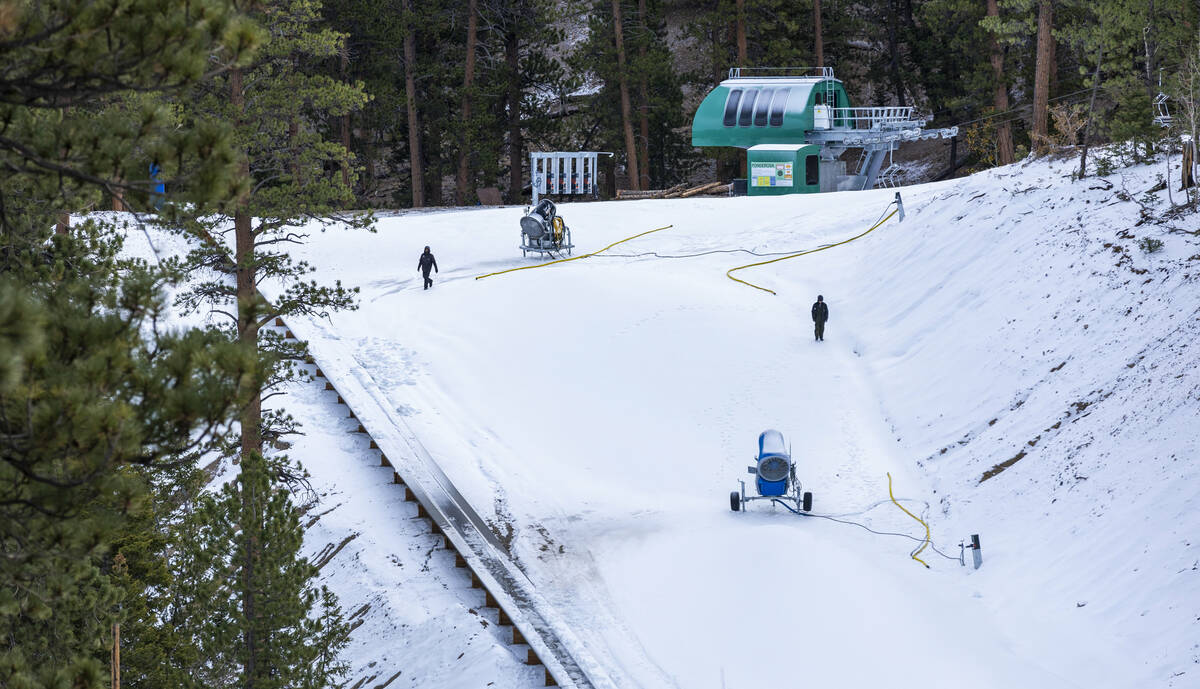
746,145,823,195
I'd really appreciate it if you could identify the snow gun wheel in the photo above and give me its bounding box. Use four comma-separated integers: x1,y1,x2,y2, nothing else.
802,491,813,512
729,491,741,512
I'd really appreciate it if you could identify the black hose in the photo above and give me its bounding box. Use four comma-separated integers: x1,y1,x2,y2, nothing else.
770,499,961,563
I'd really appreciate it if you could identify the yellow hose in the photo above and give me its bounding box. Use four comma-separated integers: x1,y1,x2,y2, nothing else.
725,207,900,295
475,224,675,281
886,472,930,568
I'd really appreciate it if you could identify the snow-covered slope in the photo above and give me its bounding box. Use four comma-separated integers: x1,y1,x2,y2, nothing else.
843,158,1200,685
260,152,1199,688
143,151,1197,688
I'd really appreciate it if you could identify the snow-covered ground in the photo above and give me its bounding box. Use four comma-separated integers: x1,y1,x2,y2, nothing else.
133,151,1198,687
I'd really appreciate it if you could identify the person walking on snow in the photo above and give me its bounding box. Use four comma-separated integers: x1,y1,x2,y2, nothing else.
811,295,829,341
418,246,438,290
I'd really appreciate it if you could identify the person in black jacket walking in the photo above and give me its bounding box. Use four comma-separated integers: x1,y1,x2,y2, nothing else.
811,295,829,341
418,246,438,290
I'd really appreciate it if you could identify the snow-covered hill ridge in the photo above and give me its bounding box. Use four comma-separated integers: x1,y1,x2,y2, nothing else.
249,150,1198,688
842,153,1199,684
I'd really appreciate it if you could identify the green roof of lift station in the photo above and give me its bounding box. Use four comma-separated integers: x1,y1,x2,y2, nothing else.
691,70,852,148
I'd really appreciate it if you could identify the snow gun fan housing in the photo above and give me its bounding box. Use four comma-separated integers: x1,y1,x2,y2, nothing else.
520,199,573,258
731,429,813,513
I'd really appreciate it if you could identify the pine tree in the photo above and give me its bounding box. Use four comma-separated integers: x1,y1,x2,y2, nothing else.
171,2,366,685
107,460,209,689
0,228,251,689
611,0,642,190
0,0,258,242
401,0,427,207
0,3,262,686
1031,0,1055,151
457,0,481,205
175,0,369,461
160,452,349,689
573,0,695,189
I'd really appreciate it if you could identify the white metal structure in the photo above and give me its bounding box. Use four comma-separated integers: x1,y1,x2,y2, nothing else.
1154,92,1173,128
530,151,612,204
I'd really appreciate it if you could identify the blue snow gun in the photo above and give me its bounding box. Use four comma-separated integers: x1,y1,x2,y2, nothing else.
730,429,813,513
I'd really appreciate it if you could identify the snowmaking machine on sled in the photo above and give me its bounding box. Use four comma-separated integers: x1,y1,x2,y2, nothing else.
730,429,813,513
520,199,573,257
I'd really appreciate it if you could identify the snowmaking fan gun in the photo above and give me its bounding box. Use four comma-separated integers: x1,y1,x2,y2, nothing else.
520,199,574,257
730,429,813,513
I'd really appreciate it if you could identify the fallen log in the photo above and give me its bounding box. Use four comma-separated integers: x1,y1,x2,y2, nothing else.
661,184,692,199
650,183,689,199
616,182,687,199
615,189,661,199
679,181,724,198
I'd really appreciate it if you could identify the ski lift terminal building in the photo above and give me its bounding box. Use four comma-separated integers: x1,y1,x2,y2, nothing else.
692,67,957,194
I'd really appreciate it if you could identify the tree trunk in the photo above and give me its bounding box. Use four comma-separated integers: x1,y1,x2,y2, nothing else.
612,0,641,190
887,0,907,106
1078,50,1103,178
403,0,425,207
637,0,651,190
505,29,523,203
55,211,69,235
1144,0,1157,96
426,120,443,206
985,0,1014,165
1144,1,1158,159
288,118,301,182
340,49,352,190
1181,140,1195,189
111,183,125,211
230,67,261,461
365,143,376,198
231,64,261,685
1047,19,1057,99
240,451,260,689
111,623,120,689
456,0,478,206
900,0,936,111
1031,0,1053,152
735,0,746,65
712,21,724,85
813,0,823,68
